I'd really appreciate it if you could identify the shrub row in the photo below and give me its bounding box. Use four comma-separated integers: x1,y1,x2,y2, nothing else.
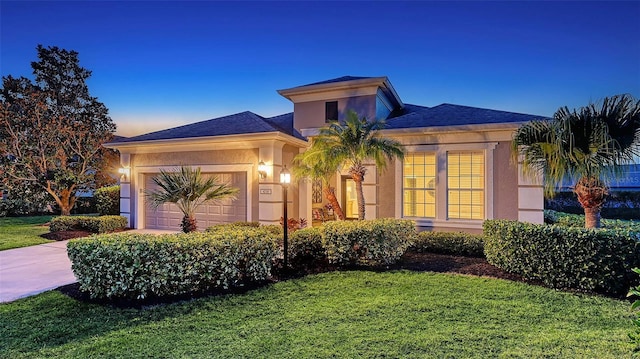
411,231,485,257
290,219,416,267
50,215,128,233
206,222,282,236
67,227,279,299
544,209,640,232
484,219,640,297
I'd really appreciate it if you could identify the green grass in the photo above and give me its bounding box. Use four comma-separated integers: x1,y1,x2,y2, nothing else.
0,271,634,358
0,216,53,251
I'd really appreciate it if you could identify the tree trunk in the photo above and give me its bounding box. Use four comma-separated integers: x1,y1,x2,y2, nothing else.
323,186,345,220
182,215,197,233
584,207,601,229
574,177,607,229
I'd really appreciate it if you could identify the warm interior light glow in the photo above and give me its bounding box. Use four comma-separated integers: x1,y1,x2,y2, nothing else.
118,167,130,180
280,166,291,186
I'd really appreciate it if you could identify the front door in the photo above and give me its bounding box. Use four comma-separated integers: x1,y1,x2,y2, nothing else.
342,177,358,219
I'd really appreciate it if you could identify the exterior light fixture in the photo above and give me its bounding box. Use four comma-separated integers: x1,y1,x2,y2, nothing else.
280,165,291,270
118,167,130,181
258,161,268,180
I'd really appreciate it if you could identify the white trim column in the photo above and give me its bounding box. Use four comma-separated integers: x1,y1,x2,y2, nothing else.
258,141,286,225
517,162,544,224
119,153,132,228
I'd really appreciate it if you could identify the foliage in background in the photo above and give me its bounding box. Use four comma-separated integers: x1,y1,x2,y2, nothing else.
512,95,640,228
49,215,127,234
0,181,53,216
0,45,116,215
411,231,485,257
145,166,238,233
67,228,279,299
484,219,640,297
279,217,307,232
294,110,404,220
546,191,640,220
95,185,120,215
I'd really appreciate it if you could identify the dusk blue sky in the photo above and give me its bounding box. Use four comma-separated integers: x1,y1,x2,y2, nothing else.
2,1,639,137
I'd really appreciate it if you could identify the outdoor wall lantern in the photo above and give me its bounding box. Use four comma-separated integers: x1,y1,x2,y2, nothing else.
258,161,268,180
118,167,130,181
280,165,291,270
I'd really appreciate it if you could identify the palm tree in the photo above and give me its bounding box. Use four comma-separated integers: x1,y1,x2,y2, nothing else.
292,152,346,220
512,94,640,228
295,110,404,220
145,166,239,232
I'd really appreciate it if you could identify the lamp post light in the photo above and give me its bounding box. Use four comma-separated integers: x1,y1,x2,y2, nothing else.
279,165,291,270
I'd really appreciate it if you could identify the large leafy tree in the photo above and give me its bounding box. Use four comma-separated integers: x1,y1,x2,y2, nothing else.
0,45,116,215
512,94,640,228
145,166,239,233
294,110,404,220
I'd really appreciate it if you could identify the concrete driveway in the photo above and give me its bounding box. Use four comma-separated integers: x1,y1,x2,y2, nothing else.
0,240,76,303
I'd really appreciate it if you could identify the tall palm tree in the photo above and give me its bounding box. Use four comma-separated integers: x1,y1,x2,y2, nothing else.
145,166,239,232
512,94,640,228
296,110,404,220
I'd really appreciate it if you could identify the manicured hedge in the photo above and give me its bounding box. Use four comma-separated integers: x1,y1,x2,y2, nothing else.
206,222,282,235
95,185,120,215
322,219,415,266
411,231,485,257
290,226,325,266
544,209,640,231
50,215,127,233
484,219,640,297
67,228,279,299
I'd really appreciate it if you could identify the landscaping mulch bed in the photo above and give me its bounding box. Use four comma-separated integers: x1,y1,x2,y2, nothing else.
41,230,93,241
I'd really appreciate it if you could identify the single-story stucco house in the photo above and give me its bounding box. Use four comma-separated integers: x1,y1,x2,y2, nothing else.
104,76,544,233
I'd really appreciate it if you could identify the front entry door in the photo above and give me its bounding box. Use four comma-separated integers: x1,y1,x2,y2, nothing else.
342,177,358,219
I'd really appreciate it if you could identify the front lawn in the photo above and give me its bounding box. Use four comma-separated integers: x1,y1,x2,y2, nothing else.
0,216,53,251
0,271,633,358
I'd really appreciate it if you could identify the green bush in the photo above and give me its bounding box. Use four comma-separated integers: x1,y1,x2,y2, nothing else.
206,222,282,235
411,231,485,257
628,268,640,351
290,226,325,265
545,209,640,231
50,215,127,233
484,219,640,296
67,227,279,299
322,219,415,266
95,185,120,215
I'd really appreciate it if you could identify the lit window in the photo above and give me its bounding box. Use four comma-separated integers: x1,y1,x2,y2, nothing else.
447,152,484,220
403,153,436,218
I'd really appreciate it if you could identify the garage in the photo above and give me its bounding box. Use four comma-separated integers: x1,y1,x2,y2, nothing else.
144,172,247,230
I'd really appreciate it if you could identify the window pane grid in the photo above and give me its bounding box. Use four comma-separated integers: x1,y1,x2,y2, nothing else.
447,151,485,220
403,153,436,218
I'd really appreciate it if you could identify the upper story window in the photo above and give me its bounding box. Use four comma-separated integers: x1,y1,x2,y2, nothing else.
325,101,338,123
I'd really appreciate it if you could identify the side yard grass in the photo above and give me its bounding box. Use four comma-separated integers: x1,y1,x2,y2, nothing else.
0,270,634,358
0,216,53,251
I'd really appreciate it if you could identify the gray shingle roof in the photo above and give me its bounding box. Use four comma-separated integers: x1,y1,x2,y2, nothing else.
386,103,545,129
109,111,302,143
300,76,373,87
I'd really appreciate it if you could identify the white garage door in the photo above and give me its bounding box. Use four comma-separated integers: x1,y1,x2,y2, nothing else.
144,172,247,230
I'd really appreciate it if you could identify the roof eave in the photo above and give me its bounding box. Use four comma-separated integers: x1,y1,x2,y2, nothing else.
277,76,389,99
382,121,526,136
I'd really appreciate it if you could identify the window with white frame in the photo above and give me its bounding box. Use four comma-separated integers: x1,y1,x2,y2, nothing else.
447,151,485,220
402,149,487,221
403,152,436,218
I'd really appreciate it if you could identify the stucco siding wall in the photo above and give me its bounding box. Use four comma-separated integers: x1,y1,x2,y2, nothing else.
378,158,397,218
492,141,519,220
293,95,376,130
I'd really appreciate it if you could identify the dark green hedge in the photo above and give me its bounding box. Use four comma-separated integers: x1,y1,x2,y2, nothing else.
95,185,120,215
484,219,640,297
67,228,279,299
411,231,485,257
50,215,127,233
